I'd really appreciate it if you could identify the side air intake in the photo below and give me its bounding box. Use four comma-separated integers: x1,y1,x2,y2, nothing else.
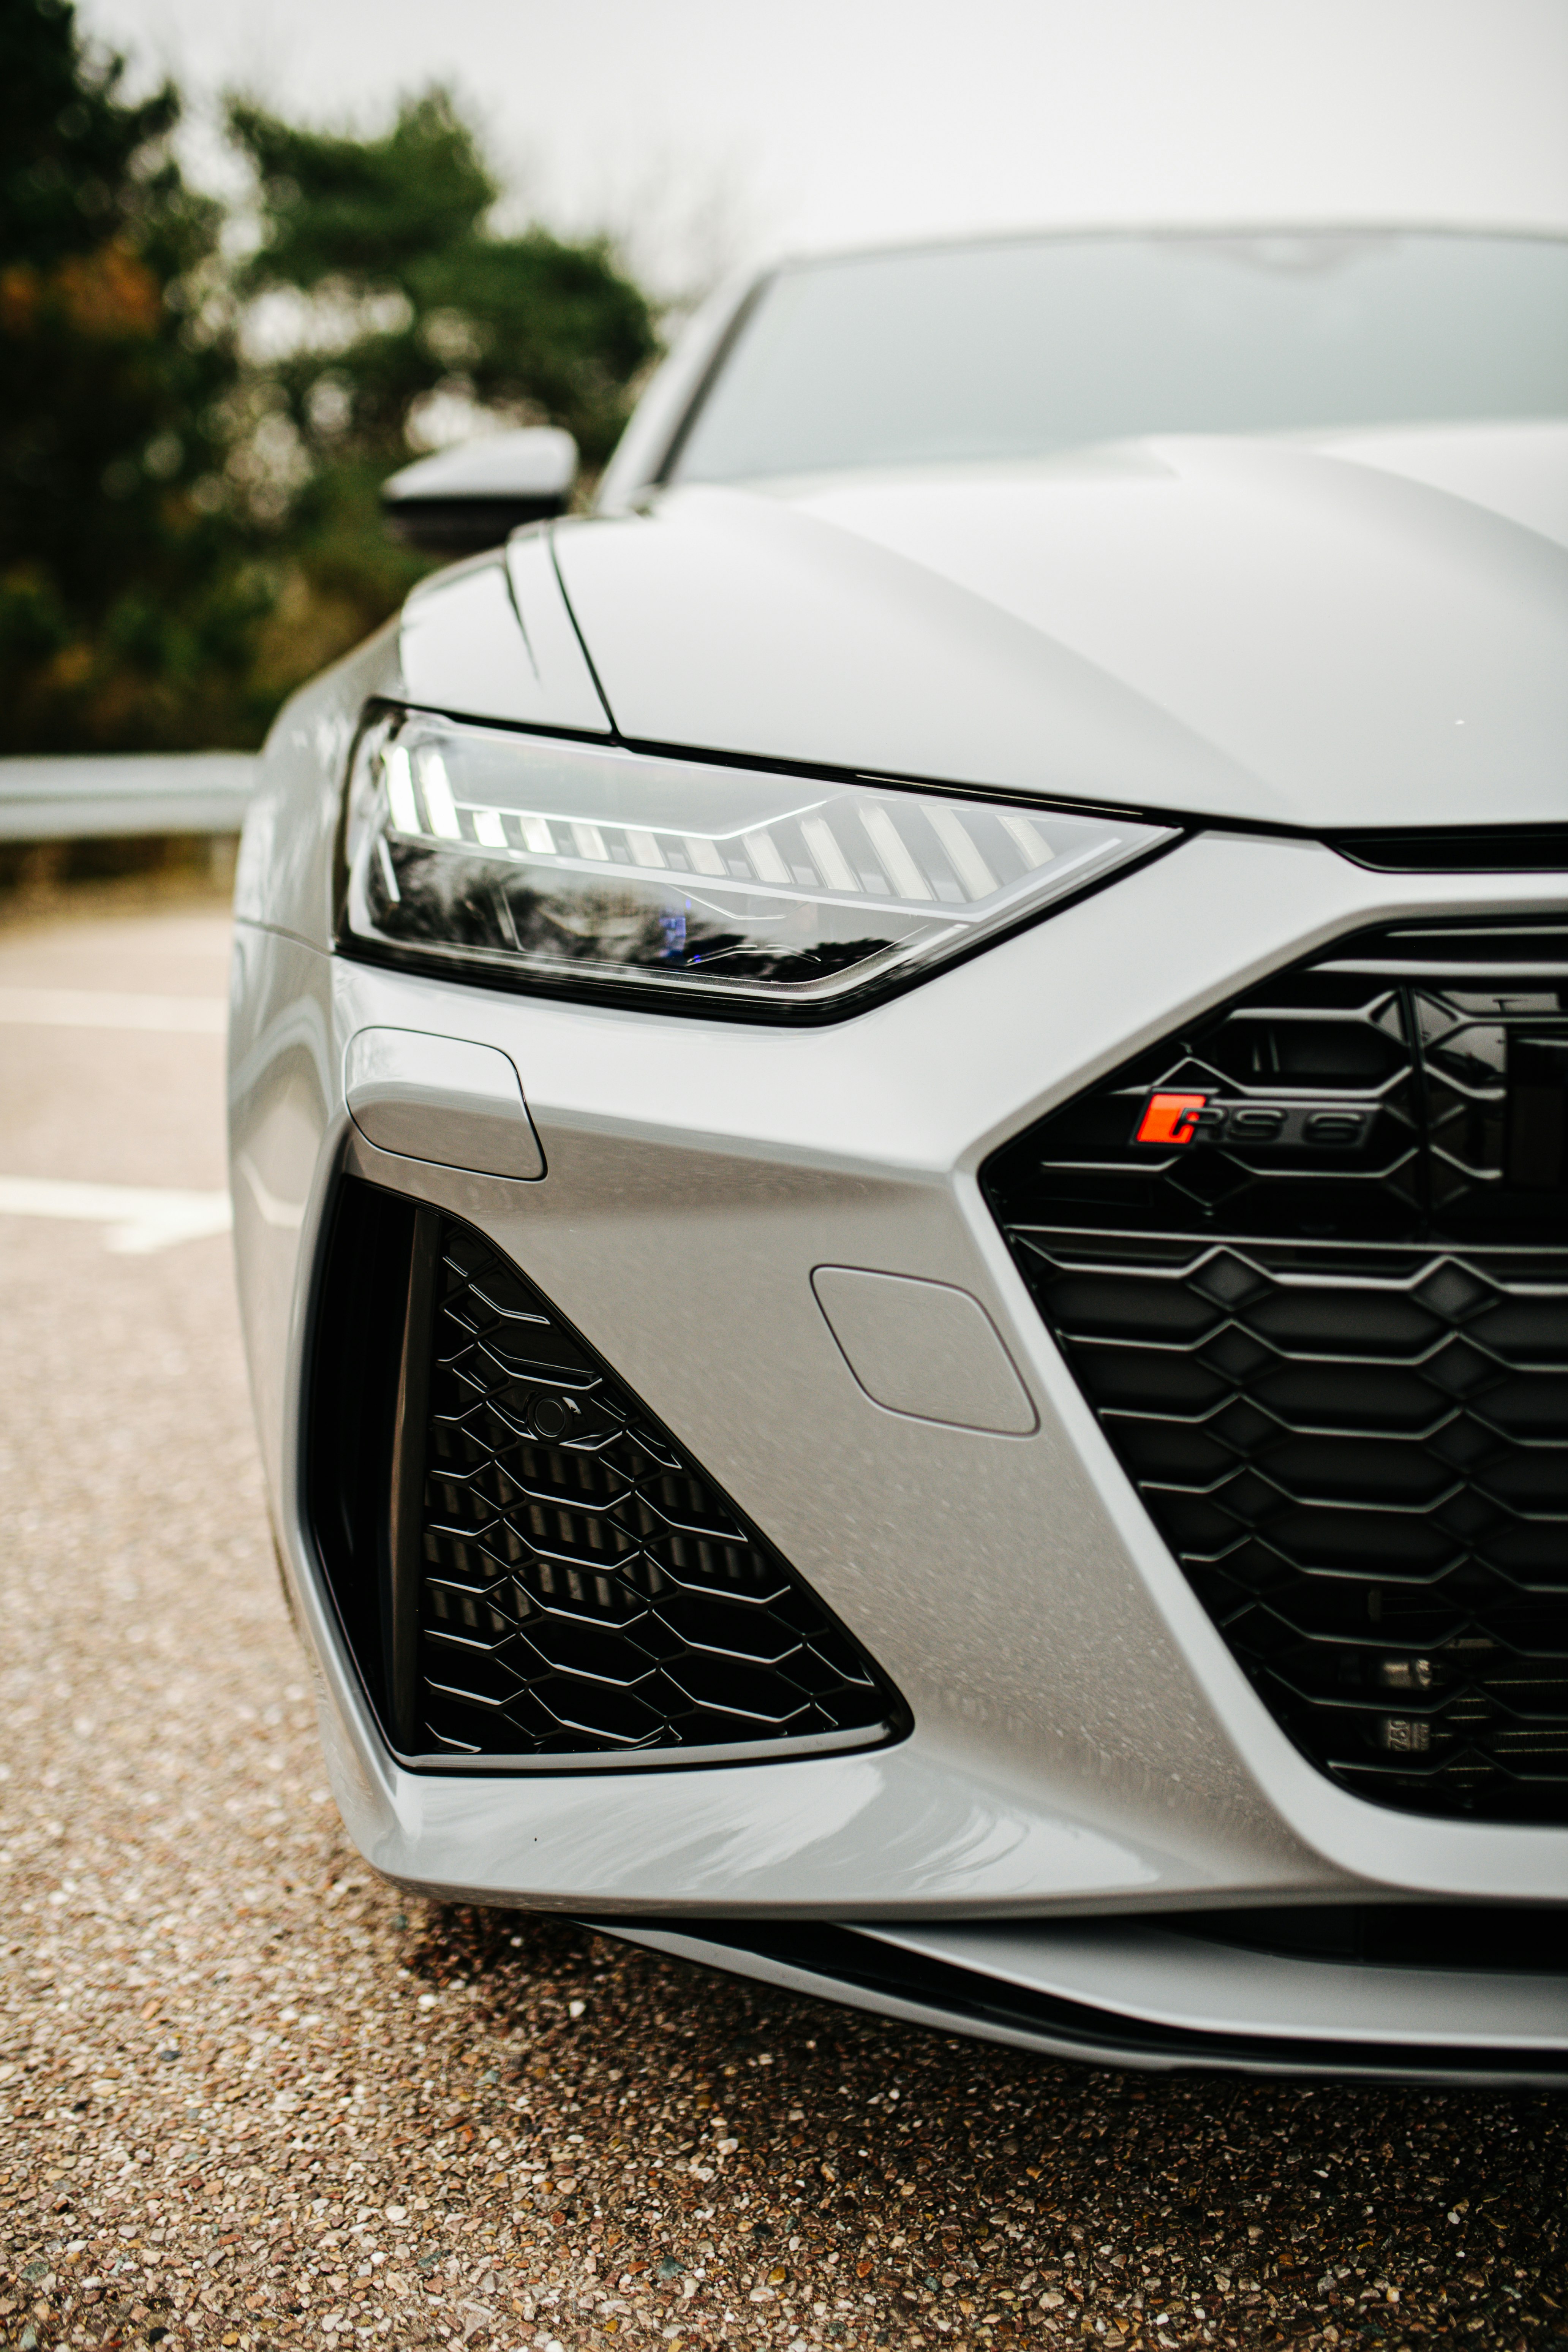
308,1180,905,1766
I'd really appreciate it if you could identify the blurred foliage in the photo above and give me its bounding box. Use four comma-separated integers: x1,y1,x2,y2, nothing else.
229,90,658,467
0,1,661,754
0,0,262,751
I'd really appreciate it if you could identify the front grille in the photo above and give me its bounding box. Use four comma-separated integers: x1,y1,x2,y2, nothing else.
310,1181,903,1764
984,917,1568,1824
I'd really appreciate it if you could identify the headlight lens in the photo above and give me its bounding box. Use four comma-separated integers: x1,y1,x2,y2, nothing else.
341,709,1178,1012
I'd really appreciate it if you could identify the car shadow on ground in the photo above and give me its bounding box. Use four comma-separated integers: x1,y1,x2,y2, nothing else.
388,1896,1563,2347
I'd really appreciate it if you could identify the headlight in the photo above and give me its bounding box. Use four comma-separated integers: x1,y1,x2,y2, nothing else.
341,708,1178,1013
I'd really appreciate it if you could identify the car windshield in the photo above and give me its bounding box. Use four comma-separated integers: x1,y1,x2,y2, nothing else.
669,231,1568,483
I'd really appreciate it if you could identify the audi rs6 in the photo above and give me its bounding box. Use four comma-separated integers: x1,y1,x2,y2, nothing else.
230,228,1568,2080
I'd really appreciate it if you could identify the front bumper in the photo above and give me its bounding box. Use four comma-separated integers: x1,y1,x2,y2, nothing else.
228,822,1568,2075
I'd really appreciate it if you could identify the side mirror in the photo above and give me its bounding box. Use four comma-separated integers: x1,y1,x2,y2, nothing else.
381,427,579,555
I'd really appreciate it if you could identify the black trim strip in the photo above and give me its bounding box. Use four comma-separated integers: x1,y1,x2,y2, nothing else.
593,1916,1568,2083
385,1206,440,1750
1332,826,1568,874
352,696,1568,864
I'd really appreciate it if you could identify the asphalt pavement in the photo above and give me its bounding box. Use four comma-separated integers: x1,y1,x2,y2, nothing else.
1,892,1563,2352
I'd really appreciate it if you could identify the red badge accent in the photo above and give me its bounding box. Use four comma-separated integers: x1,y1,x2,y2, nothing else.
1135,1091,1209,1146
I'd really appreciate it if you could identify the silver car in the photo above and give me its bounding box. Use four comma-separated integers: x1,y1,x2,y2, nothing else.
229,228,1568,2084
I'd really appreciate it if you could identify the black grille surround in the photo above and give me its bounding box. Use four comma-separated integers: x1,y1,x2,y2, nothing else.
309,1181,904,1766
984,916,1568,1826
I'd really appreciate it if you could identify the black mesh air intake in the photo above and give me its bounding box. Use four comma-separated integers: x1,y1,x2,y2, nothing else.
309,1181,904,1765
984,916,1568,1824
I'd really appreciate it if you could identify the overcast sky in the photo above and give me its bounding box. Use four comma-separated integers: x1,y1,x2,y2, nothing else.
82,0,1568,295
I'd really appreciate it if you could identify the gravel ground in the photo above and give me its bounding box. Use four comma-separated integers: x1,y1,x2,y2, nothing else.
2,899,1565,2352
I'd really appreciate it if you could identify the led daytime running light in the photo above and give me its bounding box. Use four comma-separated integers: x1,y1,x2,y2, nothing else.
342,711,1176,1010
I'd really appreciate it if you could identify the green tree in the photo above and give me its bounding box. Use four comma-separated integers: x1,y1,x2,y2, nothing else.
0,22,662,753
220,92,661,708
228,90,660,473
0,0,264,751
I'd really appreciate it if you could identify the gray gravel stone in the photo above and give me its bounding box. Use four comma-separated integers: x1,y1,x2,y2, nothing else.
1,899,1563,2352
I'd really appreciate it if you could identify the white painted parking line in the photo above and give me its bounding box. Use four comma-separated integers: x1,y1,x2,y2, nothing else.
0,986,226,1033
0,1174,231,1253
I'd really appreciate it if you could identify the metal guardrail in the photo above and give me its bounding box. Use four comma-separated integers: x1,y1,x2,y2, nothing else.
0,752,258,842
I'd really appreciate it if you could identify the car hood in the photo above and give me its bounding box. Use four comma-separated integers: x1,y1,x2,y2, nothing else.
555,421,1568,830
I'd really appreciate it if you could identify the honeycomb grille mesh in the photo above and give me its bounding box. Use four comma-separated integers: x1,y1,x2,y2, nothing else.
417,1219,896,1758
985,917,1568,1823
